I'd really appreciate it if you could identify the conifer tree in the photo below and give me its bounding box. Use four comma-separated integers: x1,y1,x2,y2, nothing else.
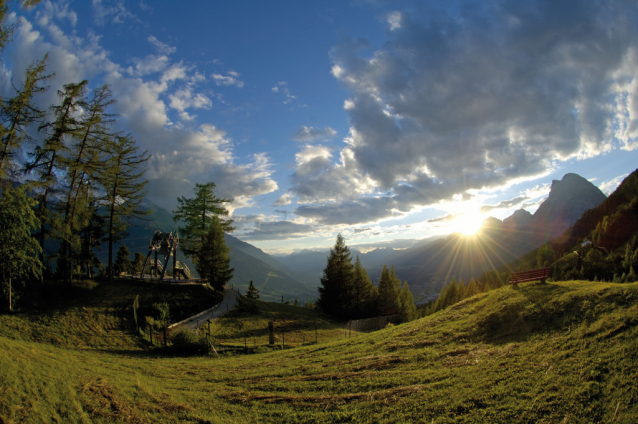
172,182,233,260
397,281,417,323
57,85,114,281
317,234,354,320
0,56,50,181
378,264,400,315
246,279,260,299
100,134,150,282
114,244,132,276
0,186,42,311
352,256,378,317
196,216,233,291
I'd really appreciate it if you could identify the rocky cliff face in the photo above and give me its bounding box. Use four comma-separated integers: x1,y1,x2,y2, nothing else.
529,173,607,246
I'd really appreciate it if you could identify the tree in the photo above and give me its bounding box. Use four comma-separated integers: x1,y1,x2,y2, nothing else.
352,256,378,317
172,182,233,260
0,186,42,311
246,280,260,299
196,216,233,291
114,244,132,276
0,56,50,181
317,234,354,320
132,252,146,274
397,281,417,323
100,134,150,282
27,80,88,262
57,84,114,282
377,265,400,316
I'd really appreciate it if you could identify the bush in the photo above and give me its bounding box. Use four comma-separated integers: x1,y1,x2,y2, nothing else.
171,329,210,355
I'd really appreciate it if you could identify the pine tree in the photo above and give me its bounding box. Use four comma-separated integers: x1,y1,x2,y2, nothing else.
196,216,233,291
317,234,354,320
114,244,132,276
0,186,42,311
132,252,146,274
246,280,260,299
172,182,233,260
99,134,150,282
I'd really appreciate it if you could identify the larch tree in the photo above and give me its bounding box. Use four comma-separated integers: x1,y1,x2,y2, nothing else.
0,56,50,182
57,84,114,281
172,181,233,260
27,81,87,259
0,186,42,311
317,234,355,320
100,134,150,282
196,216,233,291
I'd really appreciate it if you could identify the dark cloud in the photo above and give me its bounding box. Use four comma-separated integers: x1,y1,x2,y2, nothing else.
240,221,315,241
292,126,337,142
290,0,638,226
479,195,530,213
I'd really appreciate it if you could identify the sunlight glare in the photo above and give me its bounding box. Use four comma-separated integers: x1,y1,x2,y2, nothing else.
452,213,484,236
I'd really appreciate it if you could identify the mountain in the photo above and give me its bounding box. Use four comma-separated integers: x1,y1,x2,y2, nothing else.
529,173,607,246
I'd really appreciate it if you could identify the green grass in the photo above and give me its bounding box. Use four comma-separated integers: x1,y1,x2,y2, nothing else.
0,279,222,351
212,297,347,348
2,280,638,422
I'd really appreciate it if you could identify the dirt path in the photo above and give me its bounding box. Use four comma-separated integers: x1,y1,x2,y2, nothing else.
171,287,239,332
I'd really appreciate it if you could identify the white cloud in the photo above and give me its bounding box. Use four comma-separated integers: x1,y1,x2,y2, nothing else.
271,81,296,104
599,173,629,196
288,0,638,226
128,55,169,76
211,71,244,88
36,0,78,27
148,36,176,55
1,10,278,213
291,126,337,142
273,193,293,206
91,0,137,26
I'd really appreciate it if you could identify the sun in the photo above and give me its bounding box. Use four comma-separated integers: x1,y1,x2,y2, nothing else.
451,213,484,236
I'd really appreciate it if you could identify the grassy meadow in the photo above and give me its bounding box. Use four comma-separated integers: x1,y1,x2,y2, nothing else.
1,279,637,423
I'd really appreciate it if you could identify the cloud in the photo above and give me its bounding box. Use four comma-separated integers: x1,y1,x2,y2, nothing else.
240,221,315,241
91,0,137,25
212,71,244,88
271,81,296,104
148,36,176,55
292,126,337,142
36,0,78,27
426,213,459,223
273,193,293,207
2,9,278,213
287,0,638,226
599,173,629,196
479,195,530,213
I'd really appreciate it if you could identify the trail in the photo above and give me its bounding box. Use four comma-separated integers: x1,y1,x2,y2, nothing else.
170,287,239,332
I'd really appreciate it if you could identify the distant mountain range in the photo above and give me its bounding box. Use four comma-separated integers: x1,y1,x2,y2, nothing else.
110,173,607,304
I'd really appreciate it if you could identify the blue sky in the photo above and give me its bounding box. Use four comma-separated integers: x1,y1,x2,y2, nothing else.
2,0,638,254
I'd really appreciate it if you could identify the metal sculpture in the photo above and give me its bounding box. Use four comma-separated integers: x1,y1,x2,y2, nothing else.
140,231,188,281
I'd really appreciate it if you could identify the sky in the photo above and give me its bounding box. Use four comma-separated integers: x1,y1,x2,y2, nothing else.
2,0,638,254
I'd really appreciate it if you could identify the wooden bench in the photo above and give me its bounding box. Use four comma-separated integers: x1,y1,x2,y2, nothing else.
509,267,550,285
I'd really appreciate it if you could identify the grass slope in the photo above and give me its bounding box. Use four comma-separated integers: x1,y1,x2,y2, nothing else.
2,280,638,423
1,279,221,351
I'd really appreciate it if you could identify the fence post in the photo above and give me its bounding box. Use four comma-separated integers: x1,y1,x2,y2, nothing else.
268,321,274,345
